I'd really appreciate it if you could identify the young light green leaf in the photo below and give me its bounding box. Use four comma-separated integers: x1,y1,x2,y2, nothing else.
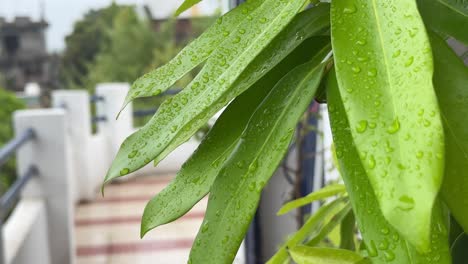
189,57,327,264
306,204,352,246
104,3,330,186
277,184,346,215
417,0,468,45
175,0,202,16
120,0,262,111
290,246,369,264
429,32,468,232
268,198,349,264
327,69,451,264
140,36,331,237
331,0,445,251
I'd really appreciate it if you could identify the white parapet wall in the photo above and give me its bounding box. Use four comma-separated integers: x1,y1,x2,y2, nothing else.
5,199,50,264
14,109,75,264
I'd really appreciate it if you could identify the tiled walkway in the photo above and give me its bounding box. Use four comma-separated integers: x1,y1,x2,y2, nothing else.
75,174,206,264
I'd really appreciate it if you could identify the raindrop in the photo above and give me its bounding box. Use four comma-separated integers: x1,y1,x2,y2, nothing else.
367,240,378,257
343,4,357,14
368,155,376,169
120,168,130,176
397,195,415,211
356,39,367,46
392,50,401,58
416,151,424,159
404,56,414,67
128,150,138,159
201,222,209,233
356,120,368,133
387,118,400,134
384,250,396,261
352,66,361,73
367,68,377,77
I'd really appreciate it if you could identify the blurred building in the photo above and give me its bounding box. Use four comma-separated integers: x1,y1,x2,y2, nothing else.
143,0,231,43
0,16,58,92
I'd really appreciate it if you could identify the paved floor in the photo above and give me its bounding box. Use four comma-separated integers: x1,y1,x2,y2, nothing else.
75,174,206,264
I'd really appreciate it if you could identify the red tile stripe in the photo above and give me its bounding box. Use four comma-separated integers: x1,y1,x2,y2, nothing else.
75,211,205,227
77,239,194,256
108,178,173,187
92,195,155,204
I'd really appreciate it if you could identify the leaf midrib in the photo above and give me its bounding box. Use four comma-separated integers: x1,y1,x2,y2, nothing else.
369,0,404,188
438,0,468,17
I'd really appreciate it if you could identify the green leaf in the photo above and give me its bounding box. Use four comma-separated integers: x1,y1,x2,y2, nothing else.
339,211,356,251
268,198,349,264
429,31,468,233
120,0,263,110
417,0,468,45
451,233,468,264
327,69,451,264
140,73,272,237
104,2,329,186
306,204,352,246
290,246,368,264
175,0,202,16
330,0,444,250
277,184,346,215
189,56,327,264
140,36,331,236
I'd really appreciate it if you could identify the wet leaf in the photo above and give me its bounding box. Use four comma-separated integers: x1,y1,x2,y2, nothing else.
339,211,356,251
121,0,263,110
451,233,468,264
290,246,369,264
327,69,451,264
140,36,331,236
306,204,352,246
268,198,349,264
331,0,445,250
189,56,327,264
277,184,346,215
104,2,329,186
417,0,468,45
429,31,468,232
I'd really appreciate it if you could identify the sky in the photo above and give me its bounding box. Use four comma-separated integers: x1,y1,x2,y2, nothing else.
0,0,226,52
0,0,149,52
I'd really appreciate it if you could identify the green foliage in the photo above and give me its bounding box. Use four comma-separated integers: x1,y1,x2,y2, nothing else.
331,0,444,250
85,7,157,92
429,32,468,233
277,184,346,215
289,246,370,264
0,89,25,195
103,0,468,263
417,0,468,45
327,70,451,263
60,3,123,88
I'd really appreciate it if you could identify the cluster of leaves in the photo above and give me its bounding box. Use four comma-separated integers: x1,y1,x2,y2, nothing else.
0,88,25,196
103,0,468,263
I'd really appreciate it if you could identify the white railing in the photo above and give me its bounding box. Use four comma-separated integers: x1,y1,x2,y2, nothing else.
2,83,199,264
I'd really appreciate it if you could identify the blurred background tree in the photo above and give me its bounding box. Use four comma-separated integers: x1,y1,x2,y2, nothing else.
0,88,25,196
59,3,217,126
60,3,123,89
